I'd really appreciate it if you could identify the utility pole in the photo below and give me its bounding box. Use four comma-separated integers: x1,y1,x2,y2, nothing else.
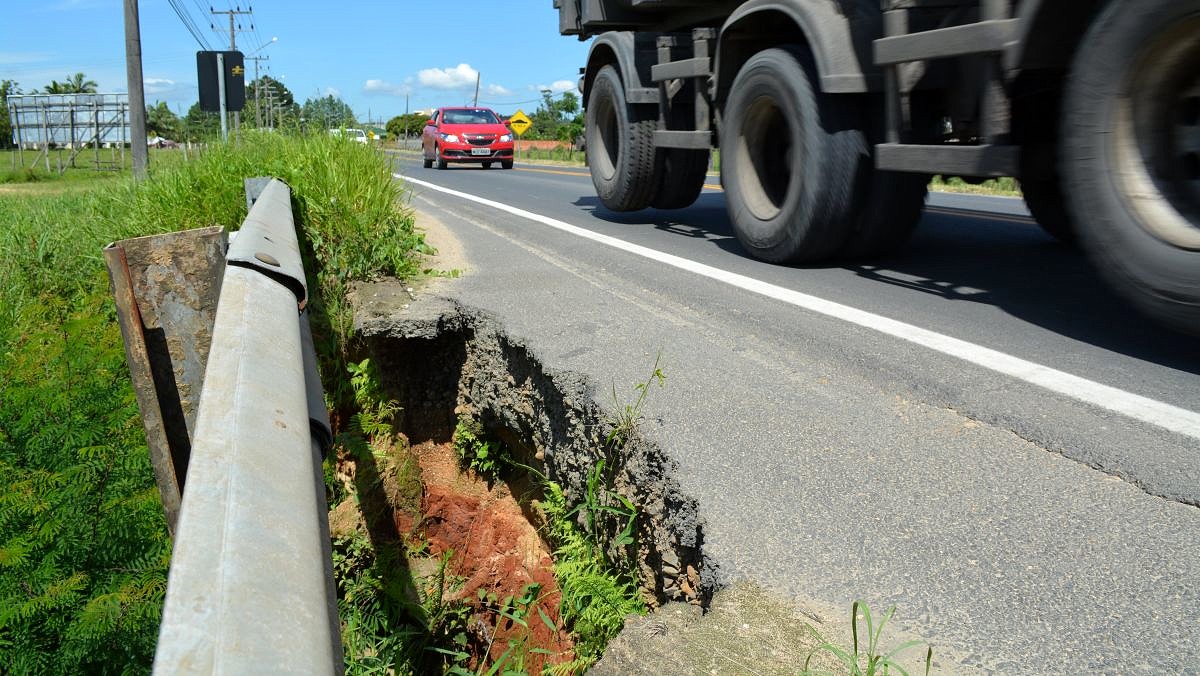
123,0,148,179
248,55,268,127
473,72,480,107
211,6,251,136
265,89,276,129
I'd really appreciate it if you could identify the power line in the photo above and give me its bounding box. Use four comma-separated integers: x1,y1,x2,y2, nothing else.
167,0,212,50
210,5,252,50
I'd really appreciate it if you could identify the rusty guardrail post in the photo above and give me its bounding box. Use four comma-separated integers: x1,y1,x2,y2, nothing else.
104,227,227,535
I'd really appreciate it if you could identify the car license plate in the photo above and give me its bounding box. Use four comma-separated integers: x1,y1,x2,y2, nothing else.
471,148,491,156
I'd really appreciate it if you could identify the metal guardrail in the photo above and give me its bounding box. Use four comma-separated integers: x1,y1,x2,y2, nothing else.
107,178,340,673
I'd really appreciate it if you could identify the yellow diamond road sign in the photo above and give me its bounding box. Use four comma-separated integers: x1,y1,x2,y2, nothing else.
508,110,532,137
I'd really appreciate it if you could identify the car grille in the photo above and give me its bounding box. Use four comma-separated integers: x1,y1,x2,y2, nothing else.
464,134,496,146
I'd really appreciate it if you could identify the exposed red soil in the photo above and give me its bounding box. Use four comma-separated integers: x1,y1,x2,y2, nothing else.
394,441,576,672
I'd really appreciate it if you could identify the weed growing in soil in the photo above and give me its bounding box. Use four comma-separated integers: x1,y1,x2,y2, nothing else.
574,460,637,549
605,352,666,448
452,416,505,480
348,358,402,449
803,600,932,676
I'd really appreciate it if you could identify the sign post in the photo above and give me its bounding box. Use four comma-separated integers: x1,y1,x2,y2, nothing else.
508,109,533,162
216,53,227,141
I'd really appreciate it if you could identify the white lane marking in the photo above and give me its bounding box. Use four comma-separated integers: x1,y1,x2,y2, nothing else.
397,173,1200,442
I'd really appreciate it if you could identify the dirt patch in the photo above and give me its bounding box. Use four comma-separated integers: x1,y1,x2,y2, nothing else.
332,437,575,672
409,442,573,668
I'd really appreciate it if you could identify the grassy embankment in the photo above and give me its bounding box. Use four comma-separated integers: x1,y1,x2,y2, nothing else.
0,134,655,675
0,133,430,673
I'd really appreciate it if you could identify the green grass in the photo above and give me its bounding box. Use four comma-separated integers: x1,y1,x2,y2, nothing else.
0,147,190,185
514,145,585,165
929,174,1021,197
0,131,430,673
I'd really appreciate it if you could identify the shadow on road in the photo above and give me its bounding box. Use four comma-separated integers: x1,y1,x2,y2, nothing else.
572,192,1199,376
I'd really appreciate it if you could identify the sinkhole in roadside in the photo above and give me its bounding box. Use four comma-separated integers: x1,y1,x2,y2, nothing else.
329,288,712,671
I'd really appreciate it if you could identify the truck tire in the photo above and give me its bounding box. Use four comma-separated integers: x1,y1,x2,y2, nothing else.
651,77,710,209
838,171,928,259
1014,74,1075,243
1063,0,1200,334
1019,171,1073,244
651,148,710,209
721,47,863,263
587,64,658,211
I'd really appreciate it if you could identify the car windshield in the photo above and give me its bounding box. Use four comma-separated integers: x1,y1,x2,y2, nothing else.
443,109,498,125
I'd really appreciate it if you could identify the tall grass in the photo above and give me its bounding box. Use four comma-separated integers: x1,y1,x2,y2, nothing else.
0,132,428,673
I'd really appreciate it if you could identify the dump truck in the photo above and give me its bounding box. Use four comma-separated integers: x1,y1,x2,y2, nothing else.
553,0,1200,334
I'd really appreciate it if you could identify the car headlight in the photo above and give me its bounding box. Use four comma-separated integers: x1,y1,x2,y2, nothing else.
500,134,512,143
439,133,459,143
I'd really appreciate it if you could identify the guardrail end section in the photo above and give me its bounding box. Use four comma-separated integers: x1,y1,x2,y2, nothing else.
103,225,227,535
244,176,276,211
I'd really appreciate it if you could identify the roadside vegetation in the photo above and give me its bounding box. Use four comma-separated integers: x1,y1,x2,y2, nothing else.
0,129,651,674
0,131,427,673
928,174,1021,196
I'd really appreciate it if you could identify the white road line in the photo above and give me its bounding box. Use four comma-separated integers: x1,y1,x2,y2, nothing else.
398,173,1200,442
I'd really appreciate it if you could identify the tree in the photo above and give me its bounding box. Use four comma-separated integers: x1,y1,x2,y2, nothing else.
182,103,220,141
43,72,97,94
244,76,296,129
0,80,18,149
528,91,580,141
385,113,428,140
146,101,180,139
302,94,356,130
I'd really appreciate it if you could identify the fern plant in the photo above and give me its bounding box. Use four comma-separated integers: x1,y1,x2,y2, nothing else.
0,293,170,674
539,479,646,670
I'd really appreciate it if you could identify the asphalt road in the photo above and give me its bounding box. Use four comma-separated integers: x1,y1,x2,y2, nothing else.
390,154,1200,674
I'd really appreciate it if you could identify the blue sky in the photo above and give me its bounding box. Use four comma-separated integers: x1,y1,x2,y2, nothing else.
1,0,592,122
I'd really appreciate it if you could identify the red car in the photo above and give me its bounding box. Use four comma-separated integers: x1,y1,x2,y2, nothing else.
422,107,515,170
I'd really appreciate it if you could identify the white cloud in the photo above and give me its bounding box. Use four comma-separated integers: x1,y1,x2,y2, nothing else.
417,63,478,90
485,84,512,97
323,87,341,98
533,80,579,95
363,79,411,96
144,78,176,95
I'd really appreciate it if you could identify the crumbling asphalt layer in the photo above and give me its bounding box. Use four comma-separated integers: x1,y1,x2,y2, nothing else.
354,288,714,607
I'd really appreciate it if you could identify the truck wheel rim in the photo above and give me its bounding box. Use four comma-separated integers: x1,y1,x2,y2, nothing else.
591,92,619,182
1113,14,1200,250
735,95,793,221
